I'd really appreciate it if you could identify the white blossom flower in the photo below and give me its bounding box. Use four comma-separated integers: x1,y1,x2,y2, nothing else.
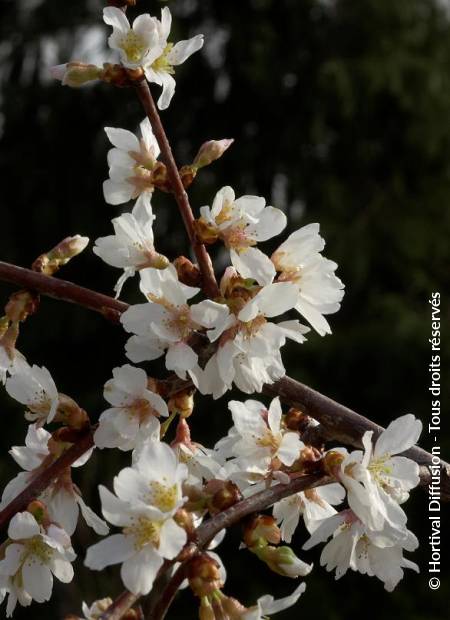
199,186,286,285
94,196,168,297
0,425,108,536
241,582,306,619
338,414,422,532
273,483,345,542
303,510,419,591
236,223,344,333
121,265,231,379
0,512,75,616
5,364,59,425
222,398,303,475
102,119,160,206
191,277,309,398
271,223,345,335
142,8,204,110
103,7,163,69
85,440,188,595
94,364,168,451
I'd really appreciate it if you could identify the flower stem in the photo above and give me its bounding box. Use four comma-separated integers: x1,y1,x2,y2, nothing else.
132,79,220,300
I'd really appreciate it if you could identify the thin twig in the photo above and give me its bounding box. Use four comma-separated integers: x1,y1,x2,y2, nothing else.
132,79,220,300
0,261,127,323
0,429,94,532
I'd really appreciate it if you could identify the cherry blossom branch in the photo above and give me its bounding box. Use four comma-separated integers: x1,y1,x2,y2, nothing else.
0,260,448,500
100,473,331,620
0,261,127,323
132,79,220,299
0,428,94,532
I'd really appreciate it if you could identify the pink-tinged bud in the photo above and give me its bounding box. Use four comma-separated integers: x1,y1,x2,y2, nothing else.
50,62,103,87
243,515,281,548
193,139,234,169
32,235,89,275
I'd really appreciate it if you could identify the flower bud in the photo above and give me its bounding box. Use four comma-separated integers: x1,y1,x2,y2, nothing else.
188,554,224,598
50,63,102,87
254,544,312,578
55,393,90,429
243,515,280,548
208,481,243,515
174,509,195,537
179,165,197,189
27,500,49,526
5,291,39,323
193,139,234,170
173,256,202,288
323,450,345,477
32,236,89,275
285,407,309,432
169,389,195,418
194,218,219,245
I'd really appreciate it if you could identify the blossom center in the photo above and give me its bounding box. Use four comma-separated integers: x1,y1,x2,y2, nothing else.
149,481,178,512
152,44,175,74
129,398,158,423
24,536,53,564
119,31,148,63
125,516,162,550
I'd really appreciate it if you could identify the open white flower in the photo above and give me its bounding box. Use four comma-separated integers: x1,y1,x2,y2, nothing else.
143,7,204,110
94,196,168,297
273,483,345,542
0,512,75,616
192,277,309,398
85,440,188,595
0,425,108,536
236,223,344,333
339,414,422,532
303,509,419,591
242,582,306,619
121,265,231,379
103,7,163,69
5,364,59,425
94,364,167,451
103,119,160,206
199,186,286,285
224,398,303,473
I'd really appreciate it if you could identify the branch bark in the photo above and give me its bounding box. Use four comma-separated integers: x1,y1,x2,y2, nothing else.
0,261,448,500
100,473,330,620
132,79,220,300
0,429,94,532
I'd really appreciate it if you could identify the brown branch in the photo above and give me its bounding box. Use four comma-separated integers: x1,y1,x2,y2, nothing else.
0,261,127,323
100,473,330,620
0,429,94,532
132,79,220,300
0,261,449,500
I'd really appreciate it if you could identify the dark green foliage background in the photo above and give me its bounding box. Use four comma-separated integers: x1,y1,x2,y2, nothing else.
0,0,449,617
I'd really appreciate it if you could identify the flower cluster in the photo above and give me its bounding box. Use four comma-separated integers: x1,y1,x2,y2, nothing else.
0,2,430,619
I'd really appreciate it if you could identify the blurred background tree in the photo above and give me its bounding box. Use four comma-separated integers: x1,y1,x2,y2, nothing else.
0,0,449,617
